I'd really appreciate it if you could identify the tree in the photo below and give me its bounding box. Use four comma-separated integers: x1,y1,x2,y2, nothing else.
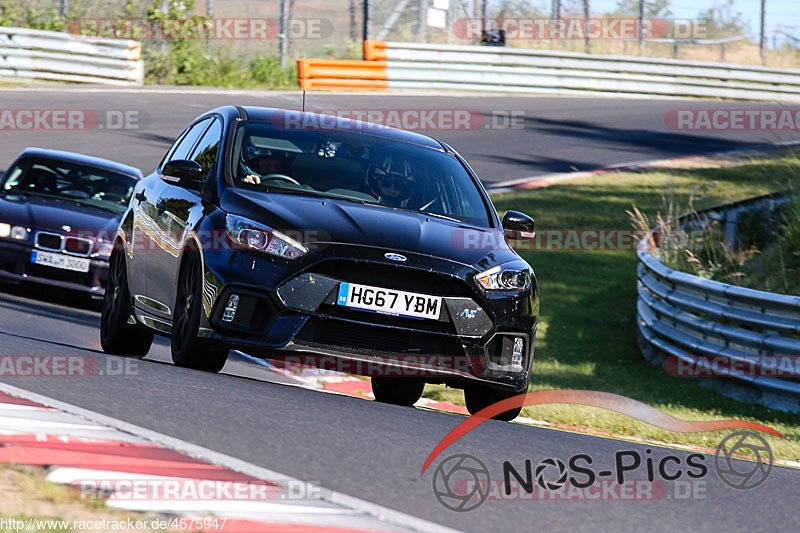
496,0,545,18
698,0,748,38
613,0,672,18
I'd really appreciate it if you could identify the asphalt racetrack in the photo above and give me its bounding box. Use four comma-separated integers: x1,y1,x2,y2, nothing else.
1,87,799,183
0,88,799,532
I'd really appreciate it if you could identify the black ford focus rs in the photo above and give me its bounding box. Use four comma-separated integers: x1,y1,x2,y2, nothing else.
101,105,539,420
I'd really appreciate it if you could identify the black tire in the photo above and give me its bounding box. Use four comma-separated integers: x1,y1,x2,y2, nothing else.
371,377,425,407
171,251,229,373
100,248,154,357
464,386,524,421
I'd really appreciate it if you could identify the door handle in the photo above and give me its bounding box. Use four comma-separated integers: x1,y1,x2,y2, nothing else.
134,191,147,203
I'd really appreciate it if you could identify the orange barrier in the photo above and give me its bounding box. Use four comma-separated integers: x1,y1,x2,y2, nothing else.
297,42,389,91
296,59,386,80
363,40,388,61
299,78,389,91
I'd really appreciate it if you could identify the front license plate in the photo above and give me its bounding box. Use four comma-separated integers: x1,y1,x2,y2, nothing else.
337,282,441,320
31,250,90,273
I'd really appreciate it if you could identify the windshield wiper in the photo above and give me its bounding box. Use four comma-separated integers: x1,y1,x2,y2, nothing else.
1,189,123,213
422,211,460,222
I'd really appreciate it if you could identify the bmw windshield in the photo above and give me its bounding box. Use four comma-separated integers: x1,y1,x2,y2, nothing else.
230,120,493,227
1,158,136,214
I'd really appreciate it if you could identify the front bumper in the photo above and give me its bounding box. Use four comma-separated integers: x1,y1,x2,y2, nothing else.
0,240,109,298
196,247,538,392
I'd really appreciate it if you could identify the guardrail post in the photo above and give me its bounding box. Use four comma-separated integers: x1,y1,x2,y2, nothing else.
416,0,428,42
723,209,741,249
279,0,288,68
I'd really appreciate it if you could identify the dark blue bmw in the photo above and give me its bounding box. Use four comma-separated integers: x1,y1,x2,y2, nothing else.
0,148,141,299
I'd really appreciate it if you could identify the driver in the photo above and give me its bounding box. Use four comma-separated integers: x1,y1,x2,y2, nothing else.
241,144,292,185
366,154,415,208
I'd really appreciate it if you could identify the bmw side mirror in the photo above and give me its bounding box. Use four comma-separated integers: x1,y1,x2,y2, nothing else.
161,159,204,190
502,210,535,239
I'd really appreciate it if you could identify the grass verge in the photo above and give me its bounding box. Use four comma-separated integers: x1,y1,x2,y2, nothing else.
0,462,167,532
426,149,800,461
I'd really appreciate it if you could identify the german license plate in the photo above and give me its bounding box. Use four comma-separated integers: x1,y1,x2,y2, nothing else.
31,250,90,273
337,282,441,320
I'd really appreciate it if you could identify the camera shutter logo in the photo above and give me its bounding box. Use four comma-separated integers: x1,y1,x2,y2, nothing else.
432,453,490,512
714,430,773,490
535,457,568,491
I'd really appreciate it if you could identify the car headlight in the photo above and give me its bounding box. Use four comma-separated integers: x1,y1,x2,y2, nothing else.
92,240,114,258
225,214,307,260
0,223,28,240
474,262,531,291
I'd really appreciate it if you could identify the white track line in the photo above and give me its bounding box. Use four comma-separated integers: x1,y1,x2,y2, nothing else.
0,381,460,533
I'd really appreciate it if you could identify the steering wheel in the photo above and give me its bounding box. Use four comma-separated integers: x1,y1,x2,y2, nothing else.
261,174,301,186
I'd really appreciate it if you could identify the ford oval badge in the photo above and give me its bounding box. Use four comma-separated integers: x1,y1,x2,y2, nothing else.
384,252,407,262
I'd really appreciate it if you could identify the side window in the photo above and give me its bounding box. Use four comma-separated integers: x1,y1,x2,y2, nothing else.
165,118,212,164
189,118,222,178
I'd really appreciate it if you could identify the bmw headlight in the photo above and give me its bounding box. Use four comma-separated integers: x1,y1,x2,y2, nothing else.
474,262,531,291
225,214,307,260
0,223,28,240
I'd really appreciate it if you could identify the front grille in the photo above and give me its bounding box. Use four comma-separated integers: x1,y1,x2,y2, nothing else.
318,302,456,334
64,237,92,256
36,232,63,251
311,259,473,297
294,318,466,357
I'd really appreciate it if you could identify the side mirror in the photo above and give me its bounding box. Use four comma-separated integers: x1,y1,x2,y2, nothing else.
161,159,204,190
502,210,535,239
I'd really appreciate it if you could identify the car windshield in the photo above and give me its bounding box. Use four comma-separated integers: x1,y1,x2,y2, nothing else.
0,157,137,214
231,120,492,226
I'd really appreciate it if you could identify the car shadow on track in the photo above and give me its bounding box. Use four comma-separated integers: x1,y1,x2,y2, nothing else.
0,282,102,314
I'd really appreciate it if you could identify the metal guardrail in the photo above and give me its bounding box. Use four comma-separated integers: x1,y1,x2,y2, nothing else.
637,192,800,412
299,40,800,102
643,35,750,61
0,27,143,85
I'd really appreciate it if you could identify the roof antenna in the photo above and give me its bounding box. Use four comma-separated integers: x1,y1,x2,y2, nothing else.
302,90,306,112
